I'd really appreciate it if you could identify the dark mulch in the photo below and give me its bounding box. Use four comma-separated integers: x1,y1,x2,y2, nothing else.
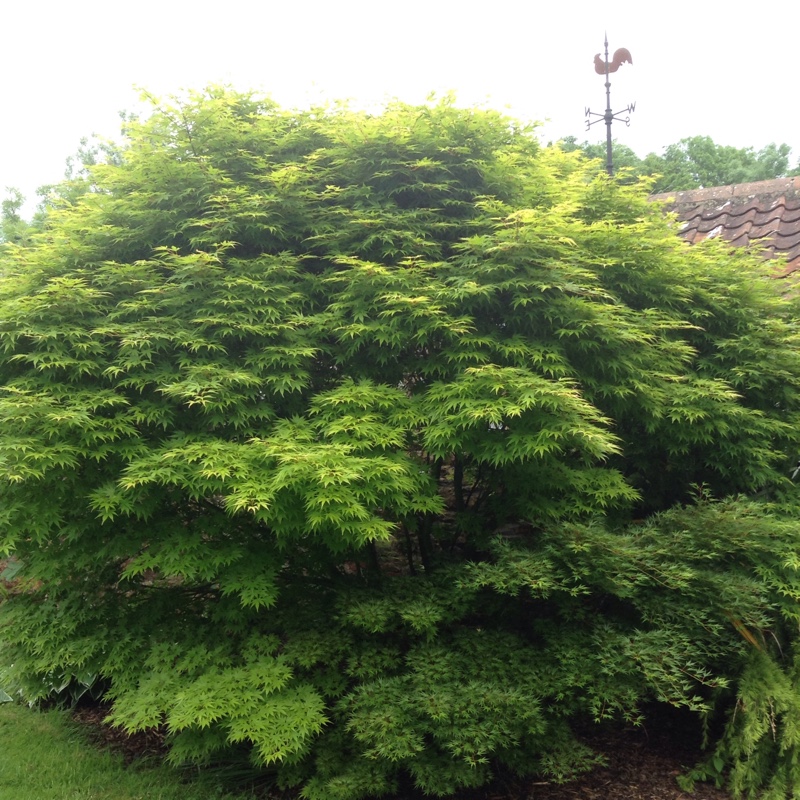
513,728,730,800
70,705,732,799
72,704,168,766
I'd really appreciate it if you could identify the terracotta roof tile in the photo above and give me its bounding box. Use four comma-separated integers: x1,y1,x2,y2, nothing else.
651,177,800,274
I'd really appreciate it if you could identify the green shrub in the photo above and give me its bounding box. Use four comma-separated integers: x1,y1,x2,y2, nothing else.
1,88,800,797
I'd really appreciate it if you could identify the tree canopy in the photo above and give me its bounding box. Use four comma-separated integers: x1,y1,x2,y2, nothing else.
561,134,800,192
2,89,800,799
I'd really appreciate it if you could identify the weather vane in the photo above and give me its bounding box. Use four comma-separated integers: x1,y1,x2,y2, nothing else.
584,34,635,175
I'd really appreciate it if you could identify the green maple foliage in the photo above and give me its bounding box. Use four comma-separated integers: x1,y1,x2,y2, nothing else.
2,88,800,798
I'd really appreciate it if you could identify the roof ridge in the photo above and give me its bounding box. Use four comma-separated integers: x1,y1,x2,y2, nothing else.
651,176,800,205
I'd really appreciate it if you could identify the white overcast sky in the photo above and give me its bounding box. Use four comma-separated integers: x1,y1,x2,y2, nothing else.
4,0,799,212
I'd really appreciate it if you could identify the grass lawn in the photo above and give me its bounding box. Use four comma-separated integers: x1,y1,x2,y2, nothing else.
0,702,250,800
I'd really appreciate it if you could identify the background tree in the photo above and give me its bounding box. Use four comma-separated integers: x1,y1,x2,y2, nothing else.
1,135,124,248
2,89,800,799
559,135,643,176
0,189,32,247
561,134,800,191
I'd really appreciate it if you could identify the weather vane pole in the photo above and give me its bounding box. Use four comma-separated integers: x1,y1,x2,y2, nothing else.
584,34,635,175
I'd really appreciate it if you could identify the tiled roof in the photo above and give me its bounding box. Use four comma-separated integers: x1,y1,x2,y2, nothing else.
651,176,800,275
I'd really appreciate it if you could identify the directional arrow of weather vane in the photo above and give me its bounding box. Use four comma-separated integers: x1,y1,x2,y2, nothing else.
584,34,635,175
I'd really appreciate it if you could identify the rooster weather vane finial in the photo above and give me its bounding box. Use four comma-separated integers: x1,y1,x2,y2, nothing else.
585,33,636,175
